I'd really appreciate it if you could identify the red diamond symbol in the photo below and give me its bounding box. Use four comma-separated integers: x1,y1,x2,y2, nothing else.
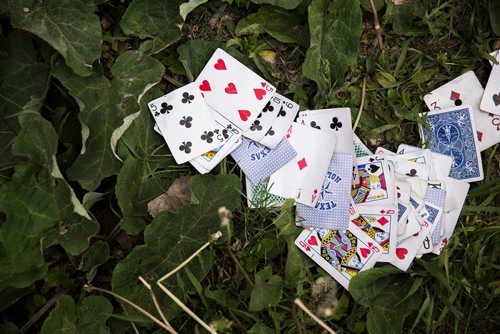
297,158,308,170
380,210,385,214
477,131,483,141
377,217,389,226
450,91,460,101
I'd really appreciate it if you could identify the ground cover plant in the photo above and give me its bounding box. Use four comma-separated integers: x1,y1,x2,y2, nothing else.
0,0,499,333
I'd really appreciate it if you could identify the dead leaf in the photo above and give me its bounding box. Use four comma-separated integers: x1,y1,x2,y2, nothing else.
147,175,191,217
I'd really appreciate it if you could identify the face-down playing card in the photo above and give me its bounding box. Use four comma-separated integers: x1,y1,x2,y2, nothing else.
295,224,383,290
148,83,220,164
230,136,296,184
195,48,276,131
419,105,483,182
295,153,353,231
268,122,336,207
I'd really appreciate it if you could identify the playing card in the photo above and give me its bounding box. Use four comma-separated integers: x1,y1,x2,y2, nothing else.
295,224,383,290
245,177,286,208
424,182,447,245
350,205,398,263
396,209,422,243
416,202,444,255
409,191,425,212
244,95,281,143
419,105,484,182
351,155,396,205
397,201,411,235
480,51,500,116
353,133,372,157
196,48,275,130
189,159,209,174
231,136,296,184
295,153,353,230
148,83,220,164
191,111,242,170
268,122,336,207
424,71,500,151
259,93,300,148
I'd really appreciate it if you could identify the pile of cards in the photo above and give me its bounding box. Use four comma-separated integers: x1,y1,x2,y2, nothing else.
149,48,499,291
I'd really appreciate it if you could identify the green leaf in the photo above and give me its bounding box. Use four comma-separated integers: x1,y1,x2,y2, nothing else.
236,6,309,47
350,267,423,334
79,241,110,281
249,266,283,311
120,0,184,55
302,0,362,102
54,51,164,191
0,115,98,293
490,0,500,36
2,0,101,76
41,295,112,334
383,0,431,35
249,323,275,334
178,40,223,82
0,31,49,169
112,174,241,319
249,0,304,9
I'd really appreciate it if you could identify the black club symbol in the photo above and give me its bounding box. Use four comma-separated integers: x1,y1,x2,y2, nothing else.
278,106,286,117
263,101,274,112
201,131,214,143
330,117,343,131
179,116,193,128
250,120,263,131
222,129,229,139
179,141,192,154
159,102,173,115
266,127,275,136
181,92,194,104
310,121,321,130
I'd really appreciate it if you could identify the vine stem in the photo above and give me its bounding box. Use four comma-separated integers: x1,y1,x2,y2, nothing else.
138,276,177,333
369,0,384,51
293,298,337,334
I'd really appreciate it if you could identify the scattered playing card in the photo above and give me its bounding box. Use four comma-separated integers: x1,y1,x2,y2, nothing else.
243,96,281,143
352,155,396,205
480,51,500,116
196,48,276,130
148,83,220,164
295,224,383,290
419,105,484,182
259,93,300,149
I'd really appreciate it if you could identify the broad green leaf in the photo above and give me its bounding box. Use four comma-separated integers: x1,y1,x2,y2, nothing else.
1,0,101,76
54,51,164,191
236,6,309,47
249,266,283,311
178,40,222,82
116,89,187,235
250,0,304,9
383,0,432,35
249,323,275,334
41,295,112,334
79,241,110,281
490,0,500,36
120,0,206,55
112,174,241,319
0,31,49,169
350,267,423,334
302,0,362,102
0,115,98,293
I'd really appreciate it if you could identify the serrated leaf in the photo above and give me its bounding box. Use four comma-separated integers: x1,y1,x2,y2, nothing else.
1,0,101,76
0,115,99,293
249,266,283,311
236,6,309,47
0,31,49,169
302,0,362,102
350,267,423,334
112,174,241,319
41,295,112,334
178,40,223,82
250,0,304,9
54,51,164,191
120,0,204,55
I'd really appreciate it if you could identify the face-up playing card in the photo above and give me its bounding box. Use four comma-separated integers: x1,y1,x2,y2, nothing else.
195,48,275,131
268,123,336,207
148,83,220,164
350,205,398,263
481,52,500,116
258,93,300,149
243,96,280,143
424,182,447,245
351,155,396,205
424,71,500,151
295,224,383,290
396,208,422,243
416,202,444,255
189,159,209,174
231,136,296,184
419,105,484,182
295,153,353,230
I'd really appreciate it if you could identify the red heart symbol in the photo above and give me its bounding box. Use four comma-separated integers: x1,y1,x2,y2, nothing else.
261,82,267,88
225,83,237,94
307,235,318,246
368,242,374,248
360,248,371,258
254,88,266,100
214,59,226,70
199,80,211,91
238,109,251,121
396,248,408,260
